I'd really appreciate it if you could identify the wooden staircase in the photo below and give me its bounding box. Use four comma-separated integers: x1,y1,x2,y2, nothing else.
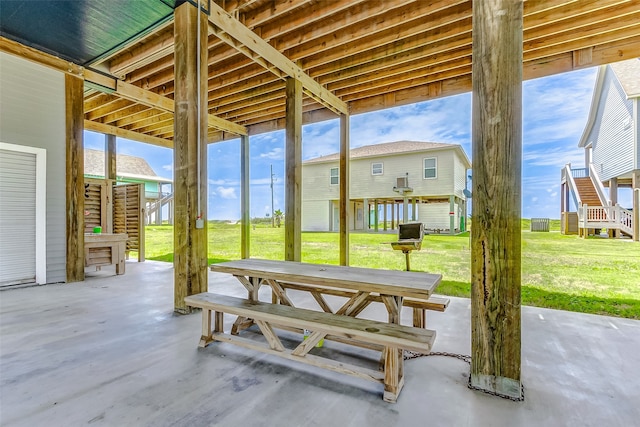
574,177,602,206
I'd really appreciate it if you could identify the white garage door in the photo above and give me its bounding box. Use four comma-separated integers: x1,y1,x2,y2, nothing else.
0,149,37,286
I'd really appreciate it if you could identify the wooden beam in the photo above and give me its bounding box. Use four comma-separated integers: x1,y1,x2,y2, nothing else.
339,113,350,266
65,74,85,283
1,36,83,77
285,78,302,261
125,0,323,87
1,36,245,137
207,1,348,115
240,135,250,259
109,27,175,77
84,120,173,148
470,0,523,399
105,134,117,180
173,1,209,313
115,80,247,136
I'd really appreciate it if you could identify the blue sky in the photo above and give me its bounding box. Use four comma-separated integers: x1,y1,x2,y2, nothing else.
85,66,631,220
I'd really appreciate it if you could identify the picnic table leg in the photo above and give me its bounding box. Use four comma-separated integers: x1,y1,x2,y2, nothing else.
413,308,426,328
231,276,259,335
383,346,404,403
199,308,214,347
381,295,406,396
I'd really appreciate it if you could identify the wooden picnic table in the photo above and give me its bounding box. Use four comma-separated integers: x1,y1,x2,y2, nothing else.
205,259,443,402
210,259,442,328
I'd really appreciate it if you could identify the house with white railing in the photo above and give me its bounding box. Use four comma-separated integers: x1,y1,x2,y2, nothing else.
560,58,640,241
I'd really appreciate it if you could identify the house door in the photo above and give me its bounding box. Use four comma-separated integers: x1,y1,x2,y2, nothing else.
0,147,45,286
332,202,339,231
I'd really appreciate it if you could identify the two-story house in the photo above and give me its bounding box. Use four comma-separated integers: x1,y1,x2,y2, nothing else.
560,58,639,241
302,141,471,234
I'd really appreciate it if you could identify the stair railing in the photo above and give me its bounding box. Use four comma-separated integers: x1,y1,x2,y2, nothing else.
618,205,633,236
563,164,582,208
588,163,609,207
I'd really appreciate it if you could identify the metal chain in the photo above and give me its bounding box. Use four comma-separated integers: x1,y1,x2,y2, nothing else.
403,350,525,402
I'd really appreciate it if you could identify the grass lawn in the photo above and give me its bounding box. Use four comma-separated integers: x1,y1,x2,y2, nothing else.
143,222,640,319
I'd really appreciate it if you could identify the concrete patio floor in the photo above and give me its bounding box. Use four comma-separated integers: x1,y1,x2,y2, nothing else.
1,260,638,427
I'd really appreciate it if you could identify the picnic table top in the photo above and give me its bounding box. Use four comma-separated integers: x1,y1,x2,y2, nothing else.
210,258,441,300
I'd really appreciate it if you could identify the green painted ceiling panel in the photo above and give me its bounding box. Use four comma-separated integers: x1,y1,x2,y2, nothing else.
0,0,179,65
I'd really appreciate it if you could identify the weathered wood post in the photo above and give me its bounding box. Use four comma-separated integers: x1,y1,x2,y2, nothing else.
470,0,523,399
66,74,85,282
105,134,117,231
340,113,350,265
105,134,117,181
173,1,209,313
285,77,302,261
633,172,639,241
240,134,250,258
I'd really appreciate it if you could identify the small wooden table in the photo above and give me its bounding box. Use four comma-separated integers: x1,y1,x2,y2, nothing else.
210,258,442,327
84,233,128,275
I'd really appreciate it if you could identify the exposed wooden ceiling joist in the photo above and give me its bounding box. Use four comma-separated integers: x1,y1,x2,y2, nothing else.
206,1,348,116
5,0,638,147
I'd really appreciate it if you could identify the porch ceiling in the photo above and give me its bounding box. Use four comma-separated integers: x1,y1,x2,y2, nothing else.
1,0,639,147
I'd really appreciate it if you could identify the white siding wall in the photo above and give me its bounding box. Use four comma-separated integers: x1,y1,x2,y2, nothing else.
587,67,635,181
0,53,66,283
633,98,640,169
350,149,456,198
302,200,330,231
453,151,469,199
302,148,464,201
419,203,450,230
302,162,340,202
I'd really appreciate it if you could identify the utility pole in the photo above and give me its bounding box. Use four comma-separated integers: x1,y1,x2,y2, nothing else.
270,164,275,228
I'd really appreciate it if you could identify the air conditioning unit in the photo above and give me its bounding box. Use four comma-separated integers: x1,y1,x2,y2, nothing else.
393,174,412,193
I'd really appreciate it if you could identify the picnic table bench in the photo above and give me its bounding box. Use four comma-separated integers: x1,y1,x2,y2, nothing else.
185,292,436,403
189,259,446,402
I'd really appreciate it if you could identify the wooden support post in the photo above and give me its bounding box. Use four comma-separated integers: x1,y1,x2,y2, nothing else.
633,172,639,242
608,178,618,238
396,203,400,226
411,198,416,221
339,113,350,265
402,197,408,225
374,200,379,232
363,198,369,230
609,177,618,206
105,134,117,181
449,195,455,234
383,201,387,231
285,78,302,261
105,134,117,231
173,1,209,313
470,0,523,399
391,201,395,230
66,74,85,282
241,135,250,258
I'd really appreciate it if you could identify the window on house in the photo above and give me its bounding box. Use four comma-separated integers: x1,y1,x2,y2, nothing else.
371,162,383,175
423,158,437,179
330,167,339,185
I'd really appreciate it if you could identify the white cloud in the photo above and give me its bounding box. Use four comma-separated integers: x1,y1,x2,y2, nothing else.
208,178,229,185
523,147,583,168
259,147,284,160
214,186,237,199
162,163,173,171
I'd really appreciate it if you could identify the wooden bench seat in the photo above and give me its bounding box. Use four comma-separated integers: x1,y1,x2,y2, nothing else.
185,292,436,403
273,281,449,328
